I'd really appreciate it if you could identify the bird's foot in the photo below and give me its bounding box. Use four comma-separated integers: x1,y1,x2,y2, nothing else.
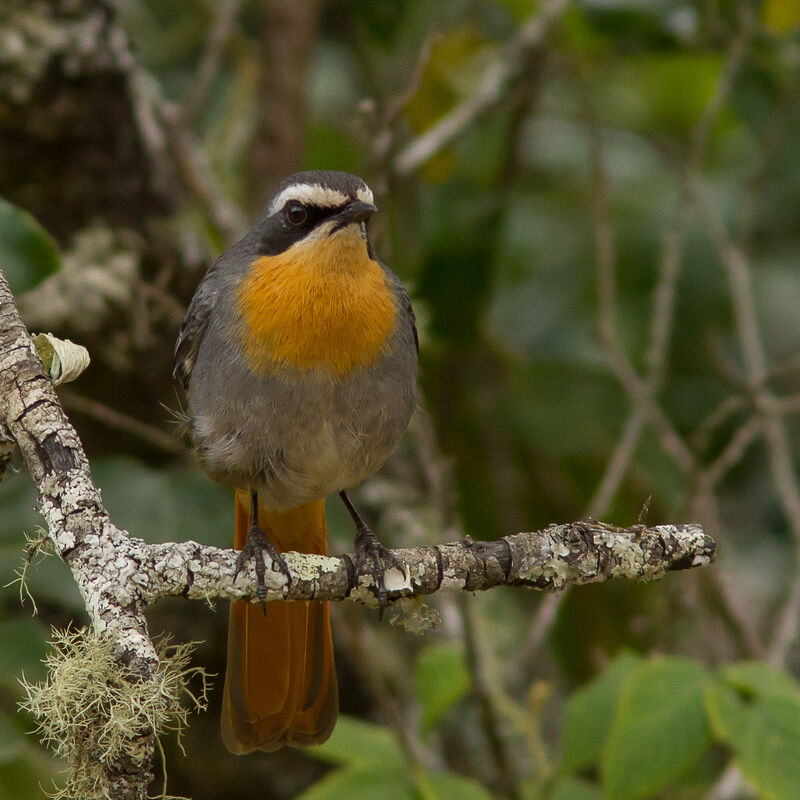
354,524,398,618
234,526,292,607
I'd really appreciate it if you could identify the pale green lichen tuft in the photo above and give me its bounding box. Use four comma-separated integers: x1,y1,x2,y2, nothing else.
387,596,440,634
4,527,53,614
19,628,209,800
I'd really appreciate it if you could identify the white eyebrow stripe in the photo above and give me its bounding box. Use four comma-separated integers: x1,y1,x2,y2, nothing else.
267,184,350,215
356,186,374,205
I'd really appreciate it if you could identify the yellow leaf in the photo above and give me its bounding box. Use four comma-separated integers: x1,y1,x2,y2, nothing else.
762,0,800,34
404,25,489,134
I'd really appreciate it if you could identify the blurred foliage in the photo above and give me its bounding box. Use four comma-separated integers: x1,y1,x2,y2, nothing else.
0,199,60,296
3,0,800,798
297,715,495,800
414,642,471,730
557,652,800,800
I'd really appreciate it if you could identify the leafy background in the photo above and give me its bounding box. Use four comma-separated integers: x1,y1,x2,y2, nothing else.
2,0,800,798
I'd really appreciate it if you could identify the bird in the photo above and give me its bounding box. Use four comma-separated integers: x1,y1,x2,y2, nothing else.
173,170,418,753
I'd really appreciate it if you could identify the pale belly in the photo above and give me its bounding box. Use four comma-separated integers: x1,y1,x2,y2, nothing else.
188,357,415,510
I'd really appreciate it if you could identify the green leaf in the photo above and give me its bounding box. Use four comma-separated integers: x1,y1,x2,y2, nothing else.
294,765,412,800
705,680,751,751
306,715,404,768
422,770,495,800
551,777,604,800
522,776,603,800
415,643,470,730
588,53,726,141
721,660,800,702
0,618,49,688
0,198,60,295
561,651,642,770
706,671,800,800
602,657,712,800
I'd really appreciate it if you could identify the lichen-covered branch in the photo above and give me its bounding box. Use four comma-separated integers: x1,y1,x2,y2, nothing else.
134,521,714,611
0,263,715,798
0,267,159,800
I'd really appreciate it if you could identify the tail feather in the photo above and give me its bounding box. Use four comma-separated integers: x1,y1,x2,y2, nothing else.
221,490,338,753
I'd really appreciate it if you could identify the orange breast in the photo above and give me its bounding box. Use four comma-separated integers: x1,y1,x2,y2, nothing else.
235,228,397,377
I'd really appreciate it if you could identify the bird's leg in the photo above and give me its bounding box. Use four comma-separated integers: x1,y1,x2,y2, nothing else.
233,490,292,606
339,489,398,614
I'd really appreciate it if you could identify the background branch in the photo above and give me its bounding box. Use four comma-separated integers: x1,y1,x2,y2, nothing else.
0,263,713,798
3,3,799,797
392,0,569,176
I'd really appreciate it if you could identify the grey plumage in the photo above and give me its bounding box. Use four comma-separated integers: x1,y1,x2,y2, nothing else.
175,171,418,510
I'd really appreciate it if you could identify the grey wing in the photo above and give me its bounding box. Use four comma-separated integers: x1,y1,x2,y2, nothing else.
404,287,419,355
174,233,261,389
383,264,419,356
173,268,221,391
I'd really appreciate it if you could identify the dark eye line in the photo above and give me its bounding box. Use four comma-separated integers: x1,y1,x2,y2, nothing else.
284,202,349,220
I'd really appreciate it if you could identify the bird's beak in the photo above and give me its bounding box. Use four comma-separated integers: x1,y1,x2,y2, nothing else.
331,201,378,230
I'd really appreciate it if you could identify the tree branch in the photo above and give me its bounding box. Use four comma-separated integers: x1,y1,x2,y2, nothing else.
129,518,714,608
0,264,714,797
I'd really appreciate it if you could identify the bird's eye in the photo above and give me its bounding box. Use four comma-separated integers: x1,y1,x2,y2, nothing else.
286,202,308,225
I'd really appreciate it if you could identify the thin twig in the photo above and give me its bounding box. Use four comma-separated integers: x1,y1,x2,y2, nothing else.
57,389,188,457
702,201,768,385
336,607,441,771
393,0,570,176
408,409,529,797
578,3,753,502
586,410,647,518
385,31,442,126
737,59,800,251
102,14,247,243
769,570,800,669
642,0,753,384
181,0,243,125
772,393,800,414
569,7,762,677
699,415,762,491
160,100,248,242
460,595,523,800
522,594,561,664
699,192,800,665
125,67,246,244
690,395,749,455
360,30,445,244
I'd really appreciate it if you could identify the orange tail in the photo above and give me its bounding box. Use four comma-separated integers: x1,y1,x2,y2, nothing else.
221,490,338,753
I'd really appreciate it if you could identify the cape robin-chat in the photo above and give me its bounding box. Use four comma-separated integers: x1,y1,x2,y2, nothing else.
174,170,418,752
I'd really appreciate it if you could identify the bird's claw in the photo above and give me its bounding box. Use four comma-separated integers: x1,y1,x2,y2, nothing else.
234,527,292,607
354,525,398,619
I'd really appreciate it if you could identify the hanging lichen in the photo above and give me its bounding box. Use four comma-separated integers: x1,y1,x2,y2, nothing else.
19,627,209,800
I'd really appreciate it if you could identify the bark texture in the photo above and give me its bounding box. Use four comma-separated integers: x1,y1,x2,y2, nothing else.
0,270,157,793
0,264,716,798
